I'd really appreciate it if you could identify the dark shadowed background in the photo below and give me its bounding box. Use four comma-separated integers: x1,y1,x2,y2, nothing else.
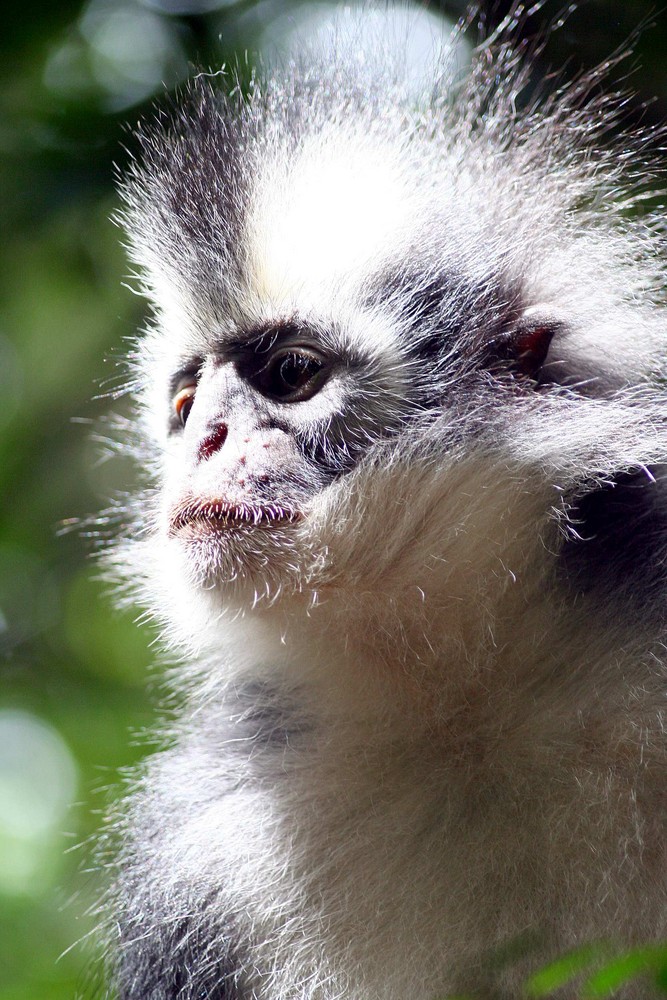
1,2,666,998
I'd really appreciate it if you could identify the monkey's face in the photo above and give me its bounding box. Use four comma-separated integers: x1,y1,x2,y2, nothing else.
120,104,436,607
152,307,415,602
122,83,584,616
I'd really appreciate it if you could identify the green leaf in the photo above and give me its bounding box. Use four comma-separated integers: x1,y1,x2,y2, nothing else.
524,943,611,997
581,946,667,998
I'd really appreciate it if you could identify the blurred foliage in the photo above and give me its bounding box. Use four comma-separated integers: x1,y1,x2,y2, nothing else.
523,942,667,997
444,941,667,997
2,2,667,999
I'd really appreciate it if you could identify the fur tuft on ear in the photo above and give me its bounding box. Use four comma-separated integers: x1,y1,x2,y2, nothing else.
487,308,560,380
512,320,557,376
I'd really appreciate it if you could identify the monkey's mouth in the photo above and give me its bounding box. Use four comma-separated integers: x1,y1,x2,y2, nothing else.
168,498,303,536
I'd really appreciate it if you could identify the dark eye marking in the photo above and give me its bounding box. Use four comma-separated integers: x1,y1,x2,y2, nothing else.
250,348,326,402
231,325,332,403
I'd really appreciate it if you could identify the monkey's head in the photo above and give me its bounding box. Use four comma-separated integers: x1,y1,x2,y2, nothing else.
114,50,667,646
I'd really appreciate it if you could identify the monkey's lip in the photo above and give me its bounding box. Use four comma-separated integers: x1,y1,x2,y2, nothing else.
168,498,303,536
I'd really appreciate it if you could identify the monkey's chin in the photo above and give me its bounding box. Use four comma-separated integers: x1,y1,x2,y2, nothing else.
166,497,308,604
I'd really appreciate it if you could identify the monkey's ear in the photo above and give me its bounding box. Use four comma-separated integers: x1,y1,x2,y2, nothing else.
488,308,562,380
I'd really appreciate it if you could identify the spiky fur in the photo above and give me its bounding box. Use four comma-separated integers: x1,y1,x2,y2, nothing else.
102,8,667,999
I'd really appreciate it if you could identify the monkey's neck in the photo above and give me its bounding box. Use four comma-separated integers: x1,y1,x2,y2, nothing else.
202,567,658,750
203,576,525,730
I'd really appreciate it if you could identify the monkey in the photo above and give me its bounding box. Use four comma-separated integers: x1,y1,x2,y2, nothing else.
99,6,667,999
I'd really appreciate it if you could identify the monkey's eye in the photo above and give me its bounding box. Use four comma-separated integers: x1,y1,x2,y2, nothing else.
173,382,197,427
252,349,326,402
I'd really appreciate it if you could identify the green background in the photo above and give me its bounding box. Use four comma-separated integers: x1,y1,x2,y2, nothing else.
1,2,667,998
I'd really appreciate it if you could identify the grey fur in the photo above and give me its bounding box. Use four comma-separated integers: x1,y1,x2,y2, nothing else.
102,8,667,999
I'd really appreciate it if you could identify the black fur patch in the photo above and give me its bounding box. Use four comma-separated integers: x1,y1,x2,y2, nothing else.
363,266,502,373
222,680,312,751
115,911,252,1000
125,78,251,308
361,263,570,393
560,466,667,605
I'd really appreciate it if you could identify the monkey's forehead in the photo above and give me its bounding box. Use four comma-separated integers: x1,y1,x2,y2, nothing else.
123,92,441,302
121,100,537,348
245,126,425,306
118,55,667,386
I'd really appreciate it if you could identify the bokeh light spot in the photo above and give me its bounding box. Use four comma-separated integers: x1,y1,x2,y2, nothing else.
0,710,78,896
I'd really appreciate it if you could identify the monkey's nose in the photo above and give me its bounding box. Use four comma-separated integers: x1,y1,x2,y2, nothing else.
197,423,228,462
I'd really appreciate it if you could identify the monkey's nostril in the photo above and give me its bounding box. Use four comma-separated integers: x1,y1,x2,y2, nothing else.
197,423,228,461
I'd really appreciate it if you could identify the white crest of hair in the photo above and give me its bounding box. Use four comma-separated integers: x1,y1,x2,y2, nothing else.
100,5,667,1000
